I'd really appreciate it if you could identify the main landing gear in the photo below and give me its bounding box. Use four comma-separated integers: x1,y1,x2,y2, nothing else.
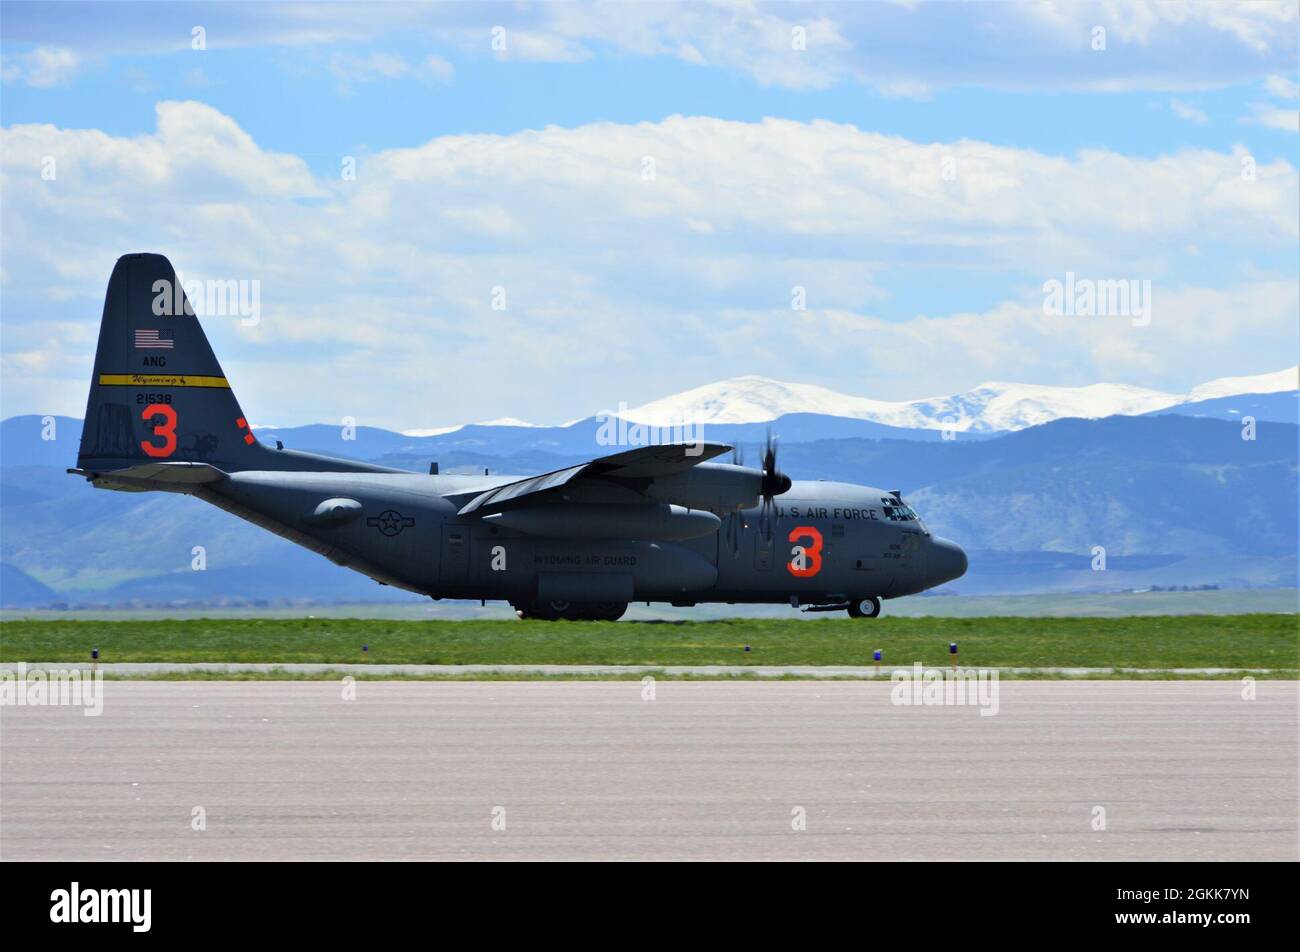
846,596,882,619
513,600,629,622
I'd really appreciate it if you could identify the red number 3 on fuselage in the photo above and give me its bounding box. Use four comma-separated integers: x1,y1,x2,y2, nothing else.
787,525,823,577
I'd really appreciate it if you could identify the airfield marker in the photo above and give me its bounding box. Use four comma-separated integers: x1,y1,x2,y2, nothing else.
949,642,958,672
91,647,98,674
362,644,369,659
874,649,882,673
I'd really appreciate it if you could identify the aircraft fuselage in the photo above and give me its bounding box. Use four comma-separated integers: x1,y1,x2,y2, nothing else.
198,470,967,610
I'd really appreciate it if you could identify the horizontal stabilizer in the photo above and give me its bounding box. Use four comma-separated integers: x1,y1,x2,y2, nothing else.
67,461,228,493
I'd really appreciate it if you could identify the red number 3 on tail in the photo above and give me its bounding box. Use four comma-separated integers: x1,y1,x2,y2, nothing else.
140,403,177,458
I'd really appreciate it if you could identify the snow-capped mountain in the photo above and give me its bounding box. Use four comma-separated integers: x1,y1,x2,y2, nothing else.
346,366,1297,436
616,367,1299,433
896,382,1184,433
401,417,543,438
1187,367,1299,403
607,377,913,428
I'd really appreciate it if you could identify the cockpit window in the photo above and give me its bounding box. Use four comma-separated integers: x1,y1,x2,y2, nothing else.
881,497,919,522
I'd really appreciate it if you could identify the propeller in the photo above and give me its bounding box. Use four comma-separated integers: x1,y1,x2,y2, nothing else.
756,429,792,545
724,432,790,555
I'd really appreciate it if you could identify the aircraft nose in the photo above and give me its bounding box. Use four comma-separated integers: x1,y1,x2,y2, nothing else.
928,537,968,586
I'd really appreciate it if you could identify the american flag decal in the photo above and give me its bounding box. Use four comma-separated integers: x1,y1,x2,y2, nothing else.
134,328,174,349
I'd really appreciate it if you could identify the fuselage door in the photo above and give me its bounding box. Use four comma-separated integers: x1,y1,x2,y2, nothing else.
754,528,772,571
440,525,469,588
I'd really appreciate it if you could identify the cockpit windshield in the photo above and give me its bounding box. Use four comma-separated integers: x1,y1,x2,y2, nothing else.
881,496,920,523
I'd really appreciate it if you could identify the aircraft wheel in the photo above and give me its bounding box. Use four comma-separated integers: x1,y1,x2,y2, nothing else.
847,597,881,619
585,602,628,622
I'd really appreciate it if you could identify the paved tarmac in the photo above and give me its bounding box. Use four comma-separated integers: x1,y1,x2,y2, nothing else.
2,662,1279,677
2,680,1295,860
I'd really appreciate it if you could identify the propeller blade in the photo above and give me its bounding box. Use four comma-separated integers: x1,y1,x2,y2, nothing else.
758,428,791,501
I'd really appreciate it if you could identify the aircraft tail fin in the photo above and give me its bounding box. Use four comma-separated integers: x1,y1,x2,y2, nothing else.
76,253,269,473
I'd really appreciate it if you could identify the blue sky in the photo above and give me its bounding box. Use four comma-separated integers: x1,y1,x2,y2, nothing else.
2,1,1297,428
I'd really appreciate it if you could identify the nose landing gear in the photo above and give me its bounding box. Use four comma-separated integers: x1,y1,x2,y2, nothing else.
847,596,882,619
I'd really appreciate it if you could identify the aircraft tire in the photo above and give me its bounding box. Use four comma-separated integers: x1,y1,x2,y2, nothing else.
847,596,882,619
585,601,628,621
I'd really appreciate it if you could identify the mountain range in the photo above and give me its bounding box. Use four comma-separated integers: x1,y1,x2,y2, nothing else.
412,365,1298,434
0,368,1296,608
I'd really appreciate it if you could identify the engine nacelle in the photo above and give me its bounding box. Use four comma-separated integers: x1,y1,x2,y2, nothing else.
640,462,763,514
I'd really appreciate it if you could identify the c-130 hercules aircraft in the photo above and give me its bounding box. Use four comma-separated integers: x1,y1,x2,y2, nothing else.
71,254,967,620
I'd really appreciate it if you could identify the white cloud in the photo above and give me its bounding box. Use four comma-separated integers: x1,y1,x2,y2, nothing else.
1,104,1295,426
1265,74,1300,100
433,1,1297,93
1238,70,1300,132
142,101,323,199
812,279,1299,398
489,29,591,63
5,1,1296,94
1191,0,1299,55
1170,99,1208,124
1242,102,1300,132
328,52,453,92
1,46,80,87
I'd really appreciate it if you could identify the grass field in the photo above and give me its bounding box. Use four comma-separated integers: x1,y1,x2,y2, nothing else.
7,588,1296,621
1,614,1296,671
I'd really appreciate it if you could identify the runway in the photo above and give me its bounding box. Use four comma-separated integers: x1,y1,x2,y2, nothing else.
3,662,1281,677
2,681,1296,861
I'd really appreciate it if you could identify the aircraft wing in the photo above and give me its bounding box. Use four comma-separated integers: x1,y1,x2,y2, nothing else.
454,442,731,516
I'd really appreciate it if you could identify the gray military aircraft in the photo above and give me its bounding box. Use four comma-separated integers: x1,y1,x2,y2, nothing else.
70,254,966,620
